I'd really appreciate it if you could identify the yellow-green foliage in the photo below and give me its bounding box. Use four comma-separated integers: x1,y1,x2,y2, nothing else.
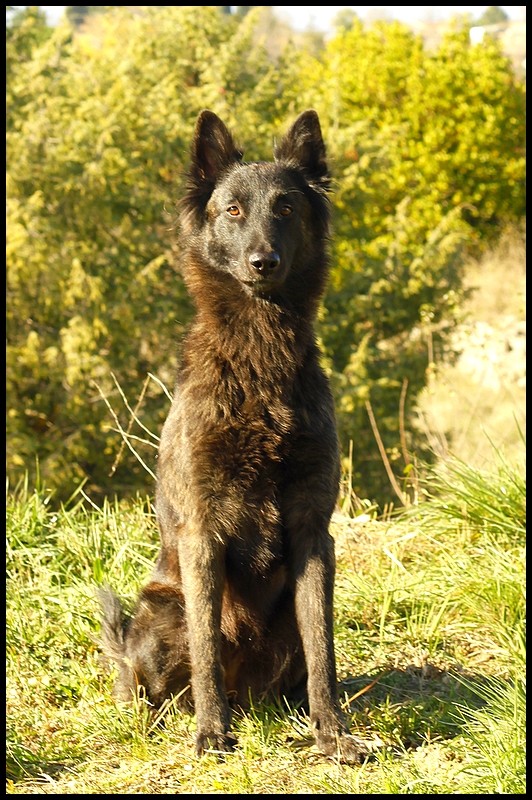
6,7,525,505
301,20,525,500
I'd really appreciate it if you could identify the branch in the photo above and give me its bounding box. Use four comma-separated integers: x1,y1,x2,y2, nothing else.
364,398,408,507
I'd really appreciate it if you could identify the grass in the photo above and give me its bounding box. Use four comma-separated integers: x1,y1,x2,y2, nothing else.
6,436,525,794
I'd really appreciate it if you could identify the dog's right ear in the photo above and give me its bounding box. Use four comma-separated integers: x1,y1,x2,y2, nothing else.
192,110,243,184
181,111,243,233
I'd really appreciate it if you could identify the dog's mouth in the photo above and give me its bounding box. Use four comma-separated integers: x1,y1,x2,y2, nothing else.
242,278,284,297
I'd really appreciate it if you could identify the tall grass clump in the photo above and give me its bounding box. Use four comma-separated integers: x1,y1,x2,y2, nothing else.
394,438,526,794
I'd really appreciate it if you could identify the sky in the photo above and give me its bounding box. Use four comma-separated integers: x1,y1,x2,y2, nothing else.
37,6,526,30
274,5,525,31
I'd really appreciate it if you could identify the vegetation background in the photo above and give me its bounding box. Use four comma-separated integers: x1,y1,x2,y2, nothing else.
6,5,525,795
6,4,526,508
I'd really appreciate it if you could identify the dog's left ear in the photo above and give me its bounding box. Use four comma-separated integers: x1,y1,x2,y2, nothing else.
274,110,330,191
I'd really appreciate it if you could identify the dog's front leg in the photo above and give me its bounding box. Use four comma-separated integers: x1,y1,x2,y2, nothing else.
177,530,236,755
293,533,368,764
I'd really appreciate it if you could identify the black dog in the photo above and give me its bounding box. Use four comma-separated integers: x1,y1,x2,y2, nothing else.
99,109,368,764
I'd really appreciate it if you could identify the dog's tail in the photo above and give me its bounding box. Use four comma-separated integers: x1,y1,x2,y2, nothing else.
97,585,128,663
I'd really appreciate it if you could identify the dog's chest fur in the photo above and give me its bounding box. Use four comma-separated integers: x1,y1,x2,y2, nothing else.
158,300,311,576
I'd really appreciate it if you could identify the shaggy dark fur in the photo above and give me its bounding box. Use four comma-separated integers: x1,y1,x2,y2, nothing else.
99,109,368,764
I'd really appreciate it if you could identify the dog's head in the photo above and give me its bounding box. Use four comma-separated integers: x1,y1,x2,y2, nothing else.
180,110,331,308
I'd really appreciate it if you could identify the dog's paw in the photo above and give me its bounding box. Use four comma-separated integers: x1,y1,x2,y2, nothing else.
195,730,238,757
316,732,371,765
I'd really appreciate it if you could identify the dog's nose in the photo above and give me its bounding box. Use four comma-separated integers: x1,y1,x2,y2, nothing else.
249,251,281,275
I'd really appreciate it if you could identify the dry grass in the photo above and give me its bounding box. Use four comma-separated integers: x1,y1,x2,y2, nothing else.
416,227,526,469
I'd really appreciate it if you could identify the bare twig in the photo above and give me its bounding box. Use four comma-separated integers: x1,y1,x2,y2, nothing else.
148,371,174,402
399,377,411,466
340,439,366,516
92,380,157,480
427,327,434,372
108,428,158,449
111,372,160,441
364,398,408,507
107,374,153,477
78,487,101,512
341,671,390,708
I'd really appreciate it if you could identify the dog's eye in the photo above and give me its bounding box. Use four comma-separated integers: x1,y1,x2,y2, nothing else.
227,205,240,217
279,205,293,217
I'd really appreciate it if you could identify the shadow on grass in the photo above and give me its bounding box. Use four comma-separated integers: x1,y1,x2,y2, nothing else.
6,743,77,786
338,664,492,750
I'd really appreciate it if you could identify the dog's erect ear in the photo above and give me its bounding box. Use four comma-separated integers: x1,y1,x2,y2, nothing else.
181,111,243,233
274,110,330,192
191,110,243,185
